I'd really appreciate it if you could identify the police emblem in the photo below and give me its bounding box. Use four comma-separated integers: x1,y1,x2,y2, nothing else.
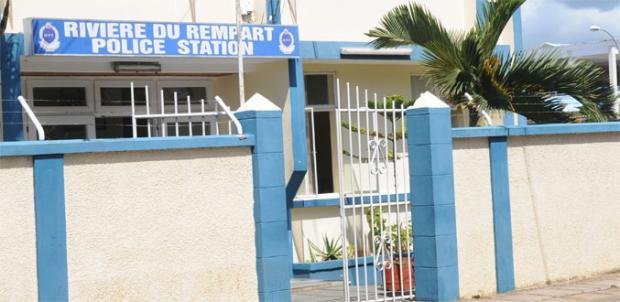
278,29,295,55
38,22,60,52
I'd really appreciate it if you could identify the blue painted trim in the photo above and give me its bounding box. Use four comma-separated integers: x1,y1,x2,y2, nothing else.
488,137,516,293
0,135,254,157
452,127,508,138
301,41,507,62
291,193,410,208
33,154,68,301
513,8,523,52
452,122,620,138
507,122,620,136
1,33,25,141
476,0,486,22
407,106,459,301
301,41,425,61
293,257,382,286
285,58,308,202
294,256,374,271
266,0,281,24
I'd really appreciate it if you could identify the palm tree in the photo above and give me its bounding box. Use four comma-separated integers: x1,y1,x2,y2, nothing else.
0,0,9,36
367,0,616,124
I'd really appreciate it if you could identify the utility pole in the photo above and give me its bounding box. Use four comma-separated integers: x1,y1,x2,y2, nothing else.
235,0,246,105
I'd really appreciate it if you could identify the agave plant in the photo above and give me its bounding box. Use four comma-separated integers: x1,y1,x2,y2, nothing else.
308,235,343,262
367,0,616,124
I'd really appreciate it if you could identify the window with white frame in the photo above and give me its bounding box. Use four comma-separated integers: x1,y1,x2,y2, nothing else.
23,77,215,140
302,73,336,196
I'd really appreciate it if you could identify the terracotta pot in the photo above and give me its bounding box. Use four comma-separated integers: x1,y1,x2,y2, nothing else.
384,256,415,292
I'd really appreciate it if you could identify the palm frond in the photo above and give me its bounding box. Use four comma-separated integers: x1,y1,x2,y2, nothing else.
499,50,616,122
0,0,10,35
476,0,525,57
366,2,454,50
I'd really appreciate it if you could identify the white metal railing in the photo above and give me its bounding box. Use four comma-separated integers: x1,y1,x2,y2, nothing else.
17,96,45,140
297,79,413,301
129,82,242,138
334,79,413,301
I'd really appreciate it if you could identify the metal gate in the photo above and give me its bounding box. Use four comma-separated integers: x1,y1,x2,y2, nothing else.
334,79,414,301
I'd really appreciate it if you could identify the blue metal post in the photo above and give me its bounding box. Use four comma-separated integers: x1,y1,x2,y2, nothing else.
407,97,460,301
235,94,291,302
1,33,25,141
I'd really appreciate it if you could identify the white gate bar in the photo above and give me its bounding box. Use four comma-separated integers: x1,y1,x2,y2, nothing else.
367,91,379,300
17,96,45,140
402,103,414,298
346,82,361,301
214,96,243,135
355,85,370,301
335,78,351,300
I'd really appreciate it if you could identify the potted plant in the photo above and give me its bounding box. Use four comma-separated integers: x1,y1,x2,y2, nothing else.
365,208,414,293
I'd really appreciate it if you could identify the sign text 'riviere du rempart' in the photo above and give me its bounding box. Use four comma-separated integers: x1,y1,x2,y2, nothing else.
31,18,300,58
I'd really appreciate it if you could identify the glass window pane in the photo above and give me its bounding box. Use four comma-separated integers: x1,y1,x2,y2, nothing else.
33,87,87,106
100,87,146,106
43,125,87,140
162,87,207,106
96,117,148,138
305,75,331,105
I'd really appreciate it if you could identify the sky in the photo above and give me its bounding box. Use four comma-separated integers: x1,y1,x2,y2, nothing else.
522,0,620,49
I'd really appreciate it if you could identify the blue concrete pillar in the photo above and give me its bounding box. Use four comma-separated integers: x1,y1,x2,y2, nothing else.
1,33,25,141
407,93,460,301
235,93,291,302
488,137,516,293
33,154,69,301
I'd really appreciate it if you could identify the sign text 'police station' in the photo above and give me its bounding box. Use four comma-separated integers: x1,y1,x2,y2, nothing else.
32,18,299,58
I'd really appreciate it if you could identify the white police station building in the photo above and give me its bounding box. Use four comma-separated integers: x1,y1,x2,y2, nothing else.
0,0,521,263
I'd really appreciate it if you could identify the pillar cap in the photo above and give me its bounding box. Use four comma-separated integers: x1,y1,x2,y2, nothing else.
237,93,281,112
410,91,449,109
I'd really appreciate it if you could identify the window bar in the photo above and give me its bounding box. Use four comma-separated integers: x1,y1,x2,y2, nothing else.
130,82,137,138
334,78,350,301
402,103,414,299
145,85,152,138
309,107,319,197
160,89,167,137
187,95,193,136
201,99,206,136
174,91,180,136
345,82,361,301
355,85,370,301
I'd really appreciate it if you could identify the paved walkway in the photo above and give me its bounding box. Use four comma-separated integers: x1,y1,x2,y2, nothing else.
292,272,619,301
465,272,620,302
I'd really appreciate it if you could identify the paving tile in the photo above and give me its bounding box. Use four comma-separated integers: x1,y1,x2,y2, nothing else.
524,287,586,297
563,292,620,301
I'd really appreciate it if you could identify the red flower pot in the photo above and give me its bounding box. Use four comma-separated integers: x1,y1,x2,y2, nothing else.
384,256,415,292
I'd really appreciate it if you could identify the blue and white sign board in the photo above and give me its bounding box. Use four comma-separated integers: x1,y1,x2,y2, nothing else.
31,18,299,58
